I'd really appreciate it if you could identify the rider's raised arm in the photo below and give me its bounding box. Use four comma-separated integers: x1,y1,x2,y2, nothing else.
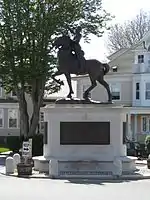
74,32,82,43
68,27,75,35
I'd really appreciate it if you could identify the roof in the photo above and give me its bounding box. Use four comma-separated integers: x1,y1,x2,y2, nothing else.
132,30,150,48
107,48,128,60
107,30,150,62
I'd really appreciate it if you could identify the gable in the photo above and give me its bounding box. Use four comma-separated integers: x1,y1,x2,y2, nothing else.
107,48,128,60
108,50,134,73
133,30,150,50
107,30,150,74
108,30,150,63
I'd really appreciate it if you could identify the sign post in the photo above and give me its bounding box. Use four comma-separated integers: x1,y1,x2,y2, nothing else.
17,139,33,176
22,139,32,164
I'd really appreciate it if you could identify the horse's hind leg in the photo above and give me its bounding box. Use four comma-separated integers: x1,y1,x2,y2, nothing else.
83,76,97,100
64,72,74,98
52,70,64,85
97,76,112,103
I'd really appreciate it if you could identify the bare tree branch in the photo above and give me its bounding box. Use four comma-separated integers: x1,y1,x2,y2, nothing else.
107,10,150,53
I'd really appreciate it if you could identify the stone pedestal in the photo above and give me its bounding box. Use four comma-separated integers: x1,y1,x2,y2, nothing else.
5,157,14,175
13,153,21,169
34,104,136,178
49,159,58,178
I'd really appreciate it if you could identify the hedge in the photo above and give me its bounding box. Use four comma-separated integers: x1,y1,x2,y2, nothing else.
6,134,43,156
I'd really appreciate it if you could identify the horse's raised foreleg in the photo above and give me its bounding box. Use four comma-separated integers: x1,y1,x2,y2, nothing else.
64,72,74,98
52,71,64,85
83,76,97,100
98,77,112,103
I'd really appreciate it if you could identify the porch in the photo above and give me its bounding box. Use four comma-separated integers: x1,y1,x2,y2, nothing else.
127,107,150,143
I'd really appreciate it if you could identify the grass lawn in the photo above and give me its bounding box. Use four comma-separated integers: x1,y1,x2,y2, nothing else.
0,147,10,153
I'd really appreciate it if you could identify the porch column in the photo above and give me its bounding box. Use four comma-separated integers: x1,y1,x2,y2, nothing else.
127,113,132,140
133,114,138,141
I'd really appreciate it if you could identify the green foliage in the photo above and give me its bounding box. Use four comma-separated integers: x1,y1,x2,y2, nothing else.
145,135,150,154
0,0,111,94
0,147,10,153
0,0,111,136
145,135,150,145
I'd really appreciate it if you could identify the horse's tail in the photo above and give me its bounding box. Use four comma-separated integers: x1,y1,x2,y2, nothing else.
103,63,110,75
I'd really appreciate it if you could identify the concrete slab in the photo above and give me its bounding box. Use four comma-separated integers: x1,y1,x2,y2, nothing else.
1,165,150,180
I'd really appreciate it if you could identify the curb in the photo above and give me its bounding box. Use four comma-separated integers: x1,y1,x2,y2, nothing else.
1,171,150,181
136,162,147,166
0,172,50,179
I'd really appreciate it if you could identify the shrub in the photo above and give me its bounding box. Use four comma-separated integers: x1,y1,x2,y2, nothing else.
6,136,21,153
0,136,7,147
145,135,150,143
30,134,43,157
145,135,150,155
5,134,43,156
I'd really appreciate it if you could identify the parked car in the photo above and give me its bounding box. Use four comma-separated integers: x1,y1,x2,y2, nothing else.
126,140,147,158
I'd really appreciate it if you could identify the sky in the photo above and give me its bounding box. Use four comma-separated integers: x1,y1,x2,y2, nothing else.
81,0,150,62
50,0,150,98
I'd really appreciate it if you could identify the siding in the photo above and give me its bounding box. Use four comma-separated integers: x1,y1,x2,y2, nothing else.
78,77,132,105
109,50,134,74
0,106,19,137
132,114,150,143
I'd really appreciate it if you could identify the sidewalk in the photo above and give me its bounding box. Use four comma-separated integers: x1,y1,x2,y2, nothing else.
0,154,149,180
1,164,150,180
136,159,147,165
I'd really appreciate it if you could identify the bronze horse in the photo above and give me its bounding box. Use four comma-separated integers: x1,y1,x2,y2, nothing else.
52,35,112,102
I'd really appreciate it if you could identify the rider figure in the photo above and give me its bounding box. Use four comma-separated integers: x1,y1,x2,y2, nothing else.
69,26,86,72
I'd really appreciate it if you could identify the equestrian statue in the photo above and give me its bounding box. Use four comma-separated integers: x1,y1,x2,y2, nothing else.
52,26,112,103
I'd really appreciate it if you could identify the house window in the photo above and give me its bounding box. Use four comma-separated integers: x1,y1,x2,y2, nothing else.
142,117,150,133
0,109,4,128
136,83,140,100
39,112,44,133
145,83,150,100
83,85,91,98
110,83,121,100
11,90,17,97
138,55,144,63
8,109,18,128
112,66,118,72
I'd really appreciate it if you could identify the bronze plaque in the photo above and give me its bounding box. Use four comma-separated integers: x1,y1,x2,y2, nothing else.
60,122,110,145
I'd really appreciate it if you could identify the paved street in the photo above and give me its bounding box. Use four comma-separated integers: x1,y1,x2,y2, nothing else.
0,174,150,200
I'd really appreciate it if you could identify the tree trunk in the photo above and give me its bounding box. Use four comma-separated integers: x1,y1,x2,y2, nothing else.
28,101,40,137
16,79,45,138
28,79,45,137
17,88,29,139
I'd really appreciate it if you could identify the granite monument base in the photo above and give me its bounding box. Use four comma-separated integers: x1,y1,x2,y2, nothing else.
33,104,137,178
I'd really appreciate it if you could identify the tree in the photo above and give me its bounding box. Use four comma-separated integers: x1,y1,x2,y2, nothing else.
0,0,112,138
107,10,150,53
